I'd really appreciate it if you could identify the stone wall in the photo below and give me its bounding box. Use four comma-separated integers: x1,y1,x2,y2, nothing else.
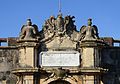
101,47,120,84
0,47,18,84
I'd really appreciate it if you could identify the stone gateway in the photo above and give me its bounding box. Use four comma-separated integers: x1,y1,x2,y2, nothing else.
0,14,120,84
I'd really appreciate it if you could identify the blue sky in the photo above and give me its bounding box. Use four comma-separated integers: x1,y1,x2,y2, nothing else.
0,0,120,39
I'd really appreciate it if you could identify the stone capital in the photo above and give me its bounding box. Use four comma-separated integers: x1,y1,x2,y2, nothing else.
80,40,106,47
17,39,39,47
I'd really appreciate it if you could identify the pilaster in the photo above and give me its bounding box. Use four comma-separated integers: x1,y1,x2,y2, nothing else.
80,40,106,84
12,39,39,84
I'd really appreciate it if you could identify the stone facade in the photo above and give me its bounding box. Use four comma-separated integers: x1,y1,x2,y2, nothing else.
0,15,120,84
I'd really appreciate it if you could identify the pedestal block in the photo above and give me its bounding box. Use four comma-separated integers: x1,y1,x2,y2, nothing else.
17,39,39,68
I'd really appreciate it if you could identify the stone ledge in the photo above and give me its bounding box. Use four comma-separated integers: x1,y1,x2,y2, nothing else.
78,67,108,73
43,67,107,74
80,40,107,47
0,46,17,49
17,40,39,47
12,67,108,76
12,68,40,75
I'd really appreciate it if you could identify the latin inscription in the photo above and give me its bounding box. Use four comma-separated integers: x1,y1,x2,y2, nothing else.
39,51,80,67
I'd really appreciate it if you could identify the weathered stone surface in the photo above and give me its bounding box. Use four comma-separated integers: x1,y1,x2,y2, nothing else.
0,47,18,84
39,15,79,51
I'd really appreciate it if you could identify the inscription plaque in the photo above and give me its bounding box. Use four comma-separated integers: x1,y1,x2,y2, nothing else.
39,51,80,67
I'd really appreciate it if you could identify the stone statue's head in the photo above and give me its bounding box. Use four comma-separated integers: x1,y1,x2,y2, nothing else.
88,18,92,26
57,14,63,19
50,16,55,23
26,19,32,26
50,16,55,19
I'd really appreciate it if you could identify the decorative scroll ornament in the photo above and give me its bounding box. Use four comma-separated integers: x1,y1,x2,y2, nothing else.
40,14,77,41
52,67,69,79
43,67,79,83
43,67,69,82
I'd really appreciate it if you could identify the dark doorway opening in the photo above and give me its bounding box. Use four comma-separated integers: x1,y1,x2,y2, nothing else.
48,80,71,84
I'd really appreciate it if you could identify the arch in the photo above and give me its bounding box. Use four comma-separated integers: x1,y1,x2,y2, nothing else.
41,75,83,84
48,80,71,84
42,78,78,84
